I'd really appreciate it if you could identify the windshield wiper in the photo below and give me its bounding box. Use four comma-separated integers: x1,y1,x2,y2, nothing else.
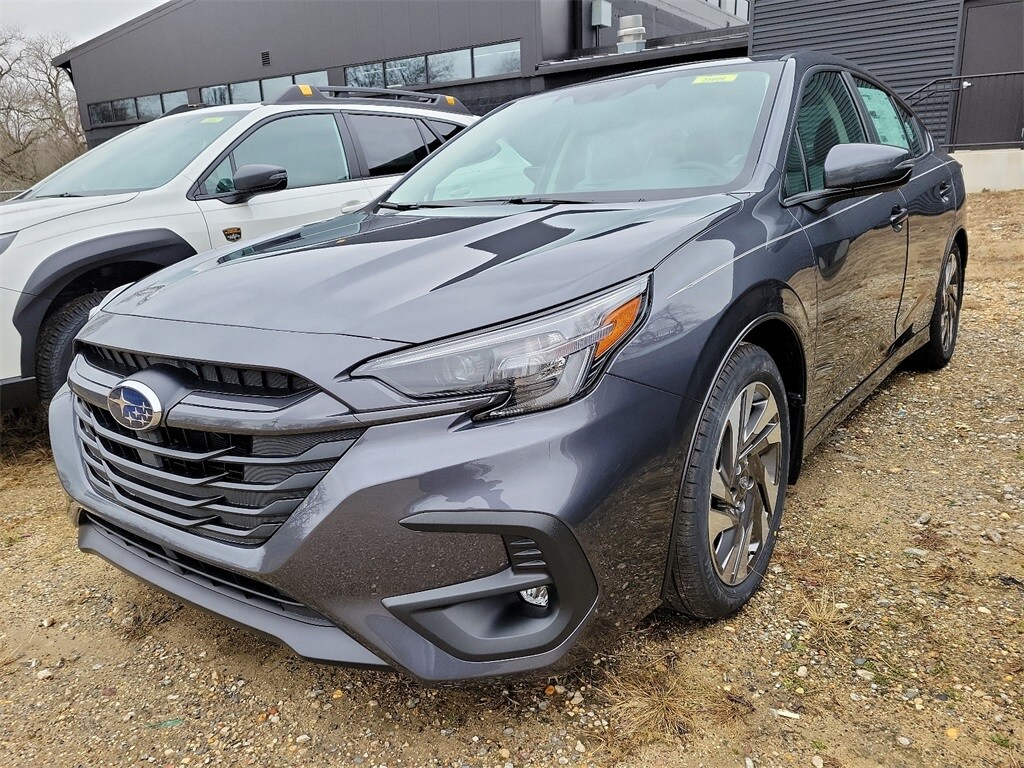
505,196,600,205
36,192,84,198
377,200,464,211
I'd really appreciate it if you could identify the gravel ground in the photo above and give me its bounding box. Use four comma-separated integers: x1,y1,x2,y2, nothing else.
1,192,1021,768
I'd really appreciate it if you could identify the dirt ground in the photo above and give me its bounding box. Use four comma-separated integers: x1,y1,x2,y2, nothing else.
1,192,1022,768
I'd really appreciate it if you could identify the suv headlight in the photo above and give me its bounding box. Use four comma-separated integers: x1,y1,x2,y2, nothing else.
352,276,648,419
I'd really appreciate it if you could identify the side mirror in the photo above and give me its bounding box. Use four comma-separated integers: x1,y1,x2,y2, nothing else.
224,164,287,203
788,144,913,210
824,143,913,192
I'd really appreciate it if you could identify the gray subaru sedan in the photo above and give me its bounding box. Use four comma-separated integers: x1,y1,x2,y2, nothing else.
51,52,967,682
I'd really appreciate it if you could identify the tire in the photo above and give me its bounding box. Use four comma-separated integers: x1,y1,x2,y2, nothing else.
910,242,963,371
667,342,790,619
35,292,107,403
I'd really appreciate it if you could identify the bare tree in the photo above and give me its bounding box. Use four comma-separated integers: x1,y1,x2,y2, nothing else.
0,27,85,191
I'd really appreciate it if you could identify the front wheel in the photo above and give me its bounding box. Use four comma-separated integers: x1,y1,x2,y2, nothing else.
35,292,107,403
667,342,790,619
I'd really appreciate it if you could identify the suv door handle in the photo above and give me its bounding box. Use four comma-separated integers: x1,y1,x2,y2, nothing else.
938,180,952,200
341,199,366,214
890,205,909,232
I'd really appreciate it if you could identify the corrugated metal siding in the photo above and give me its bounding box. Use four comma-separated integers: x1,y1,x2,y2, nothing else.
751,0,963,141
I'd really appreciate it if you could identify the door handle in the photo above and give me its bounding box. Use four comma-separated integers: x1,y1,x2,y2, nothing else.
938,180,952,199
341,199,366,214
890,205,909,232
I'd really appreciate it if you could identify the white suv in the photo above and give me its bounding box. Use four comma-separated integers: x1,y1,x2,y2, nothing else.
0,85,475,408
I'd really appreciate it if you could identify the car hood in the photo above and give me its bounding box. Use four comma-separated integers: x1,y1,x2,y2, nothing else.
105,196,739,343
0,192,139,233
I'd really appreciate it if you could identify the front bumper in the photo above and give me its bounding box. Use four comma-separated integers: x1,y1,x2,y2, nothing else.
51,345,688,682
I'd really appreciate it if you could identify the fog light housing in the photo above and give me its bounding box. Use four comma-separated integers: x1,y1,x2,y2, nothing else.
519,586,549,608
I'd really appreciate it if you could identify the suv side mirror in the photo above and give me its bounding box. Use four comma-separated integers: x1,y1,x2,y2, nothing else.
225,164,287,203
824,143,913,193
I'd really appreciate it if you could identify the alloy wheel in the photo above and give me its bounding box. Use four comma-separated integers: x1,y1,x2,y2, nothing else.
708,382,783,586
939,253,960,353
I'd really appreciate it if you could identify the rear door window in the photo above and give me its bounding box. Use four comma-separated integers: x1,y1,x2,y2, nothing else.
347,114,430,176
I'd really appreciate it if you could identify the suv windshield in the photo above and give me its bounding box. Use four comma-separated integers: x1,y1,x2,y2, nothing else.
386,63,779,206
26,111,246,198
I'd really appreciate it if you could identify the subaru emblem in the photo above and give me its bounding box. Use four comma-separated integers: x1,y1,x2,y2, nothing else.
107,381,163,432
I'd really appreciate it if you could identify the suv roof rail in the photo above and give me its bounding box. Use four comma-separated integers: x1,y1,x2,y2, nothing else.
269,84,472,115
160,102,211,118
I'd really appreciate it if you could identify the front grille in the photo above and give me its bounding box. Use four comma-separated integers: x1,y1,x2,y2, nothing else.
74,395,363,546
79,343,313,397
85,513,331,624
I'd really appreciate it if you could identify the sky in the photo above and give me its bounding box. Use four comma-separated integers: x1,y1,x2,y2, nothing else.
1,0,166,46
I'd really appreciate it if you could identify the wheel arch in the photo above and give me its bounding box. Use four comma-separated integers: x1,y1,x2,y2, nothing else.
11,229,196,379
659,281,810,602
953,227,968,274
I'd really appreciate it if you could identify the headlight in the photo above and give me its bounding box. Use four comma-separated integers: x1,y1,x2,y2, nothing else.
352,275,648,419
0,231,18,256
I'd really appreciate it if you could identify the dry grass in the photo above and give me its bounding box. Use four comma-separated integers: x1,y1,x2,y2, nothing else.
600,643,748,755
0,405,50,471
800,585,853,657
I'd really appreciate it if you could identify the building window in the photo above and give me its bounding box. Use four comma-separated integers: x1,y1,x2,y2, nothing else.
87,102,113,126
385,56,427,88
472,41,521,78
345,62,385,88
229,80,261,103
200,85,230,106
136,94,162,120
427,49,471,83
161,91,189,111
110,98,138,122
261,76,293,101
294,70,329,87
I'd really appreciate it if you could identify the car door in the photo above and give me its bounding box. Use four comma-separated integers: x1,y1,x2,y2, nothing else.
344,112,443,201
785,70,910,417
852,76,956,338
193,112,371,247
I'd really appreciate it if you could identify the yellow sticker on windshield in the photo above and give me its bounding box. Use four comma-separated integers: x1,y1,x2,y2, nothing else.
201,117,225,123
694,74,739,84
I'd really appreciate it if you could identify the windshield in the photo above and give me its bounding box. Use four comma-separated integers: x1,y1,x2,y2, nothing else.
26,111,247,198
386,63,779,206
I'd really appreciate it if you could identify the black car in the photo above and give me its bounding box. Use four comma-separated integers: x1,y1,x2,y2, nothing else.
51,52,967,682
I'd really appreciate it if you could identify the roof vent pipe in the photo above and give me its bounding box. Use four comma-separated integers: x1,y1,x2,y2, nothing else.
617,14,646,54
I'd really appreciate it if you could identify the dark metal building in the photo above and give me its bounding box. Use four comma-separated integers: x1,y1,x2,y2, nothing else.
55,0,1022,150
751,0,1023,150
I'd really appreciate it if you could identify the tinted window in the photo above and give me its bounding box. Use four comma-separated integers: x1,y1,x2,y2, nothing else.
201,85,230,106
348,114,429,176
226,114,351,189
88,102,113,126
855,79,910,150
897,105,926,156
784,134,808,196
229,81,261,104
473,41,521,77
162,91,189,111
111,98,138,122
386,57,427,87
346,63,384,88
426,120,464,141
136,95,162,120
427,49,471,82
794,71,867,191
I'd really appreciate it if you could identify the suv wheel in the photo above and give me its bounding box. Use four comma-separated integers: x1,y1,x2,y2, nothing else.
668,342,790,619
36,292,107,403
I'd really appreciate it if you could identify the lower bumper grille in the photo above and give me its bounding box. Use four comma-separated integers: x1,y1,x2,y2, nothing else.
84,513,331,625
74,395,363,546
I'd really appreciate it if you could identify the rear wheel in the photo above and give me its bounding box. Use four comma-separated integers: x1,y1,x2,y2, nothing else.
35,292,107,403
668,343,790,619
910,242,963,370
